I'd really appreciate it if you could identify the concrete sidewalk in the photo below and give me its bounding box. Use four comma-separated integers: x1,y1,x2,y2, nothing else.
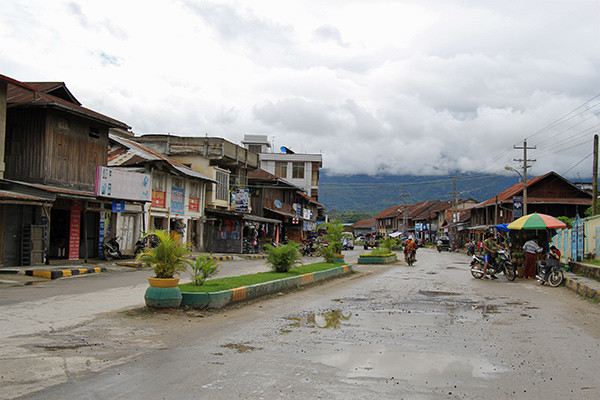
564,261,600,301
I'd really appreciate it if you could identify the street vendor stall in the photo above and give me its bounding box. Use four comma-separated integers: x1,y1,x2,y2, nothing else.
506,213,566,277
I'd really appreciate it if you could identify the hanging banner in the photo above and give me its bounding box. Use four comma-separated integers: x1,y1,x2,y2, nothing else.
152,191,166,208
235,189,249,212
68,202,81,260
171,186,185,214
96,166,151,202
513,196,523,219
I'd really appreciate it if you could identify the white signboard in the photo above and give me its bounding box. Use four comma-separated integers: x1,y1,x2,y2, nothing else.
95,166,151,202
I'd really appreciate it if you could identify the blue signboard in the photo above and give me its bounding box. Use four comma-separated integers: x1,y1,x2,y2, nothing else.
512,196,523,219
171,186,185,214
112,201,125,213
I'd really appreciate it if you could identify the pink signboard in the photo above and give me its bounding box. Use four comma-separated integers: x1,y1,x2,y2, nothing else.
69,202,81,260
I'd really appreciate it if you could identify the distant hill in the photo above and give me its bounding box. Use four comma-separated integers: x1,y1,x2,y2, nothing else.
318,172,522,214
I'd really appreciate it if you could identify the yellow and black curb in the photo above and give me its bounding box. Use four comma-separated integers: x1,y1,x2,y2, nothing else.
25,267,107,280
206,255,235,261
564,276,599,301
181,264,352,309
244,254,267,260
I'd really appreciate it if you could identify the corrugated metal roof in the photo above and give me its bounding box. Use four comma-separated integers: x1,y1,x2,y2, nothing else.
0,190,51,202
473,171,592,208
7,83,129,129
109,134,216,183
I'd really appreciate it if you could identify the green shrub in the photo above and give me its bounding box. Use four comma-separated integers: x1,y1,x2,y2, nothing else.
188,255,220,285
322,220,344,257
380,236,395,252
359,252,395,258
264,242,303,272
136,230,190,279
371,247,393,256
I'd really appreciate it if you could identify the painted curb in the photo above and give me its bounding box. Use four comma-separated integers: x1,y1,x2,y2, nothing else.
243,254,267,260
181,264,353,308
357,255,397,264
24,267,107,280
206,255,235,261
564,277,600,301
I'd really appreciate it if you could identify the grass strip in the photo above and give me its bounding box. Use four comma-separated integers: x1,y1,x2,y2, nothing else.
179,262,344,293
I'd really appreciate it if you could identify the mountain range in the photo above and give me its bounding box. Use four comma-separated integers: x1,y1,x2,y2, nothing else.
318,172,524,215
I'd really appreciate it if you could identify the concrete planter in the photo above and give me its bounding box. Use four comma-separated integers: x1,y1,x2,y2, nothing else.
181,265,352,309
145,278,182,309
357,255,397,264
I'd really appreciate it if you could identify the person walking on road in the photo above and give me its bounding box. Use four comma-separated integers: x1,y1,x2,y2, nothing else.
523,236,543,279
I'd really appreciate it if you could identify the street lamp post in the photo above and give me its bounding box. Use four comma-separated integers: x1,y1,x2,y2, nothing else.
505,165,527,216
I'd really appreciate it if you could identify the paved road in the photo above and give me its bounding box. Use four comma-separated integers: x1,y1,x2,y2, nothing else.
6,248,600,399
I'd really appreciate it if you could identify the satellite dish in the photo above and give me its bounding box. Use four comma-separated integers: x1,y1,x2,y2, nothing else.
280,146,287,153
280,146,295,154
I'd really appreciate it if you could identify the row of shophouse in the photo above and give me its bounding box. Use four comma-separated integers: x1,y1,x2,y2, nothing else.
0,74,323,267
357,171,594,248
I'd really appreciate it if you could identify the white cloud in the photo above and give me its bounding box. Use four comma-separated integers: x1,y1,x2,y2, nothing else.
1,0,599,179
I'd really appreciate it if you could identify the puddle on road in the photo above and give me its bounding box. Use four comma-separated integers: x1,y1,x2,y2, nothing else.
286,310,352,330
419,290,462,296
310,344,501,381
36,343,100,351
221,343,262,353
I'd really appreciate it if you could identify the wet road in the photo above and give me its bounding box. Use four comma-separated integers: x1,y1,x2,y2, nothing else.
15,249,600,399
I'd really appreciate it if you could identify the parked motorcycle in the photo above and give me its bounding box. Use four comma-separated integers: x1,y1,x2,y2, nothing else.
302,241,317,257
134,234,159,255
536,258,564,287
466,242,476,256
470,249,516,281
102,236,122,260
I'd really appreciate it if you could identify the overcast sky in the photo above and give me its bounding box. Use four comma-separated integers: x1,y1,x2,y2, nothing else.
2,0,599,178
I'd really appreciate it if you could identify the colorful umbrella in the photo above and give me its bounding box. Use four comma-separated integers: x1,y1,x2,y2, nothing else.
507,212,566,230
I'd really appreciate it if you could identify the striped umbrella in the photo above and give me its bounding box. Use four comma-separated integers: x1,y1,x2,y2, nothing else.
507,212,566,230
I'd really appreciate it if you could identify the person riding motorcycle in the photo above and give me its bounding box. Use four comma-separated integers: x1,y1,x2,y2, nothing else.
404,236,418,263
482,233,506,279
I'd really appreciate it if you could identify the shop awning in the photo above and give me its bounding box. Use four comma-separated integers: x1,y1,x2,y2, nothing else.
243,214,281,224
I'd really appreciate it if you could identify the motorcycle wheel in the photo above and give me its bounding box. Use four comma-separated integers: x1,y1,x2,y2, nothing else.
470,261,484,279
547,270,564,287
503,263,516,281
102,248,112,260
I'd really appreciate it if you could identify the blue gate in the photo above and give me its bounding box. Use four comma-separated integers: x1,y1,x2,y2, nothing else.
571,216,584,262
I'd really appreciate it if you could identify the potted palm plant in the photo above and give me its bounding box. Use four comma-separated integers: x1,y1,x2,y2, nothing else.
320,220,345,263
136,230,190,309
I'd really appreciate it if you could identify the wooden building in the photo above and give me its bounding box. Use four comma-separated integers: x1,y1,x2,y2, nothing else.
3,80,130,265
470,171,593,233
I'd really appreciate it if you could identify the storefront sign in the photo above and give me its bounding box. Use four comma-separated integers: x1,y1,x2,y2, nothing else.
235,189,249,212
189,197,200,212
171,186,185,214
95,166,151,202
112,201,126,213
69,202,81,260
152,191,166,208
513,196,523,219
98,211,111,256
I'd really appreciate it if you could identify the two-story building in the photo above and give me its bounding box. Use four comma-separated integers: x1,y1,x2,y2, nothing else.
2,78,131,265
242,134,323,201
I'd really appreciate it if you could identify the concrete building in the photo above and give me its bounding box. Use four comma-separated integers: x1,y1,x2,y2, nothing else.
242,135,322,201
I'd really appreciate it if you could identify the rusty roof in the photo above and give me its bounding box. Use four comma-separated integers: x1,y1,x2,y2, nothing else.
352,218,376,229
108,134,216,183
248,169,300,189
7,82,129,129
473,171,592,208
374,205,402,219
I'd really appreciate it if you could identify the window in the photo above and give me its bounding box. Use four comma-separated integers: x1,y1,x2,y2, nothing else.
152,173,166,191
248,144,262,153
89,127,100,139
292,162,304,179
189,182,200,198
312,169,319,186
215,170,229,201
275,162,287,178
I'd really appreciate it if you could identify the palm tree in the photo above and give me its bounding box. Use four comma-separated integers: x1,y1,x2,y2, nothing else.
136,230,190,279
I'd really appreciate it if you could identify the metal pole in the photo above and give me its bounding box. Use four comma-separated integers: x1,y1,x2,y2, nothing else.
593,134,598,215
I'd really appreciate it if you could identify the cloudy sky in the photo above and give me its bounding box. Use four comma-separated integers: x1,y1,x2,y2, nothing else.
2,0,599,178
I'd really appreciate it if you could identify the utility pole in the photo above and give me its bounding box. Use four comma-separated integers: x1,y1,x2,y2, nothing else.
514,140,536,215
593,134,598,215
449,177,459,246
399,185,409,235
